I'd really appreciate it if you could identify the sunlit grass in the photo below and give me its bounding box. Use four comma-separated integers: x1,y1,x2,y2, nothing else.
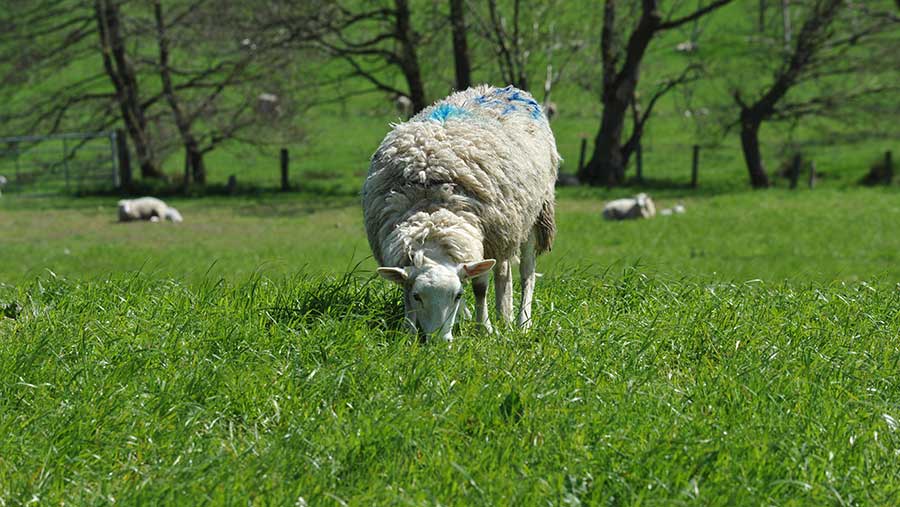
1,271,898,504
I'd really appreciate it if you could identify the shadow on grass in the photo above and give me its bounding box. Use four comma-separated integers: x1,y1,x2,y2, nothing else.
262,270,406,332
77,178,361,199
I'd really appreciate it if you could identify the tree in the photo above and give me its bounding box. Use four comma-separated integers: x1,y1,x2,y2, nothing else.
449,0,472,91
151,1,306,185
96,0,164,179
0,0,165,178
578,0,733,187
730,0,899,187
1,0,312,183
303,1,430,114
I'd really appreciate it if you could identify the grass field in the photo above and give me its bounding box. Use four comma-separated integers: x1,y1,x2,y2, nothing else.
2,2,899,503
2,186,900,504
2,187,899,286
2,264,899,504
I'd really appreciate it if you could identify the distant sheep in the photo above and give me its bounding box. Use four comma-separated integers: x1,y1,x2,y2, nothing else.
364,85,560,341
394,95,414,119
0,175,6,196
603,193,656,220
117,197,183,223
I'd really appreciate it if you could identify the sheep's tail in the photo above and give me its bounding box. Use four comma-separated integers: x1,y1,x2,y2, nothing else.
534,199,555,254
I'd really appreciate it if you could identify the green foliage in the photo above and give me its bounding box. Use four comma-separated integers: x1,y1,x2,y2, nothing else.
1,271,898,504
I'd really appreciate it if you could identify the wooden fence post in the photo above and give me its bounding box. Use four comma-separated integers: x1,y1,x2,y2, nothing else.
115,129,132,189
691,144,699,188
280,148,290,191
789,153,802,189
577,138,587,174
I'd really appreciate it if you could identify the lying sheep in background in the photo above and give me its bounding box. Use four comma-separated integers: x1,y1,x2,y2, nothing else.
117,196,183,223
603,193,656,220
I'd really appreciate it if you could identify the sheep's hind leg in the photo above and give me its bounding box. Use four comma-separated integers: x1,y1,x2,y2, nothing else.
518,233,537,329
494,259,514,324
472,274,493,333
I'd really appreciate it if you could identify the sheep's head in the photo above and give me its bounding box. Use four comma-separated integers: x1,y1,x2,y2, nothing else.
636,193,656,218
378,259,495,342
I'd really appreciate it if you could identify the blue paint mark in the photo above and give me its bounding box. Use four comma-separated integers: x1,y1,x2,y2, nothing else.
473,86,545,121
428,103,467,123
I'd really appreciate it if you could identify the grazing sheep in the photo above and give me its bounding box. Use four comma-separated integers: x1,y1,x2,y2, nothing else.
602,193,656,220
675,40,698,53
0,175,6,196
117,197,183,223
363,84,560,341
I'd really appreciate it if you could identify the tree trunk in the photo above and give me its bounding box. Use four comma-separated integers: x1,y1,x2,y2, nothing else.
580,1,658,186
395,0,427,113
579,99,629,186
154,1,206,185
94,0,163,180
449,0,471,91
739,111,770,188
187,140,205,185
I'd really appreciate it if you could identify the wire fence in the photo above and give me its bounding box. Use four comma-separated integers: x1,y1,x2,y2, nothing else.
0,131,119,195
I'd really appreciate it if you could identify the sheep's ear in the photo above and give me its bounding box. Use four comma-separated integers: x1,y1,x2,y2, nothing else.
377,267,409,285
459,259,496,280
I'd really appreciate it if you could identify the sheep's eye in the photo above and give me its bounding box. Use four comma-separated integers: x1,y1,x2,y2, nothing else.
413,293,422,303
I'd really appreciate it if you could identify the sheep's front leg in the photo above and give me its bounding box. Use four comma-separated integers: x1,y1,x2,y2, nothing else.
472,274,493,333
494,259,514,324
518,234,537,329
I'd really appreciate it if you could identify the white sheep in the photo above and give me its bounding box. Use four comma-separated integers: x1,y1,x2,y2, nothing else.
0,175,6,196
117,196,183,223
602,193,656,220
394,95,414,120
363,84,560,341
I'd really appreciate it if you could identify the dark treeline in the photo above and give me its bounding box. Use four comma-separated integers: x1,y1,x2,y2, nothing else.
0,0,897,188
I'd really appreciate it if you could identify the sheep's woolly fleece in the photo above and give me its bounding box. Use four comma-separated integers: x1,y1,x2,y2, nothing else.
363,85,560,268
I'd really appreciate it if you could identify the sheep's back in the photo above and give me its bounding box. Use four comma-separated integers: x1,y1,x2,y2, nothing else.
363,85,559,266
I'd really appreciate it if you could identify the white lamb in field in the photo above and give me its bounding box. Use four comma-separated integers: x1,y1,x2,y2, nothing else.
117,197,183,223
363,84,560,341
602,193,656,220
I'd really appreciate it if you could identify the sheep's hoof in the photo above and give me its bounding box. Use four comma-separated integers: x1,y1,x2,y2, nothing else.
479,320,494,334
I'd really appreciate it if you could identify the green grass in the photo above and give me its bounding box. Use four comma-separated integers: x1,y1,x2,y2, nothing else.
2,187,899,287
2,3,898,502
2,269,898,504
2,187,899,503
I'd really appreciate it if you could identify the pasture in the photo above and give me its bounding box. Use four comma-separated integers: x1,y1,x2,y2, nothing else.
2,187,900,505
1,1,898,502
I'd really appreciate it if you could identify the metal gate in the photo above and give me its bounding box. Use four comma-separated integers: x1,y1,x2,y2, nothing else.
0,131,119,194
